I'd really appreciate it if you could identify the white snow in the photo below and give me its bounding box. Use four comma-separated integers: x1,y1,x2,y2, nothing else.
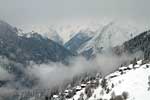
66,60,150,100
78,22,141,54
75,86,82,91
91,62,150,100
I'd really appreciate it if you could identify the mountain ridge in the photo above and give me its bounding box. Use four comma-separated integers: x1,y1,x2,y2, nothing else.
0,20,73,64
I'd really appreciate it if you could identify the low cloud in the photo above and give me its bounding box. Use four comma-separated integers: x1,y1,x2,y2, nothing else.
0,66,13,81
0,50,143,98
26,51,143,89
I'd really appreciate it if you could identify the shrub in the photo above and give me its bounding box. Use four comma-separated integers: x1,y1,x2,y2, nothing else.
148,75,150,91
113,95,124,100
110,91,129,100
45,96,49,100
106,88,110,94
85,85,92,98
122,92,128,99
101,78,108,90
111,91,116,99
78,93,84,100
95,79,100,88
111,83,114,88
100,90,104,96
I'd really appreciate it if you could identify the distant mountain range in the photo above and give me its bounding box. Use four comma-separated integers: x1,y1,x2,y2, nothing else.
0,20,73,64
64,22,140,58
0,20,140,64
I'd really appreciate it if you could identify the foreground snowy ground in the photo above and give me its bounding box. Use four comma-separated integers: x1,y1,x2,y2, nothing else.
66,60,150,100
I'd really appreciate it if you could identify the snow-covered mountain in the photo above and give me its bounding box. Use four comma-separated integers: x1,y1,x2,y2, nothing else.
77,22,141,58
42,28,63,45
64,32,94,54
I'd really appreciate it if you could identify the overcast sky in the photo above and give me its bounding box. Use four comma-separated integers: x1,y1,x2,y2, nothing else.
0,0,150,32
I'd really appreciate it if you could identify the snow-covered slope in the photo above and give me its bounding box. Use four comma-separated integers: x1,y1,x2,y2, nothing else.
42,28,63,45
62,60,150,100
78,22,141,57
64,32,93,54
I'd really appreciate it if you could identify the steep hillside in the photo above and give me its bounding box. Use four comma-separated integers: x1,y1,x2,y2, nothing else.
0,20,73,64
78,22,140,58
64,32,93,54
114,30,150,59
48,60,150,100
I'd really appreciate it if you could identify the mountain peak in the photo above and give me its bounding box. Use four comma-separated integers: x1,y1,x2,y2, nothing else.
0,20,18,38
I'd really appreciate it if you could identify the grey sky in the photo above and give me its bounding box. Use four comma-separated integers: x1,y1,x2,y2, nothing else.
0,0,150,31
